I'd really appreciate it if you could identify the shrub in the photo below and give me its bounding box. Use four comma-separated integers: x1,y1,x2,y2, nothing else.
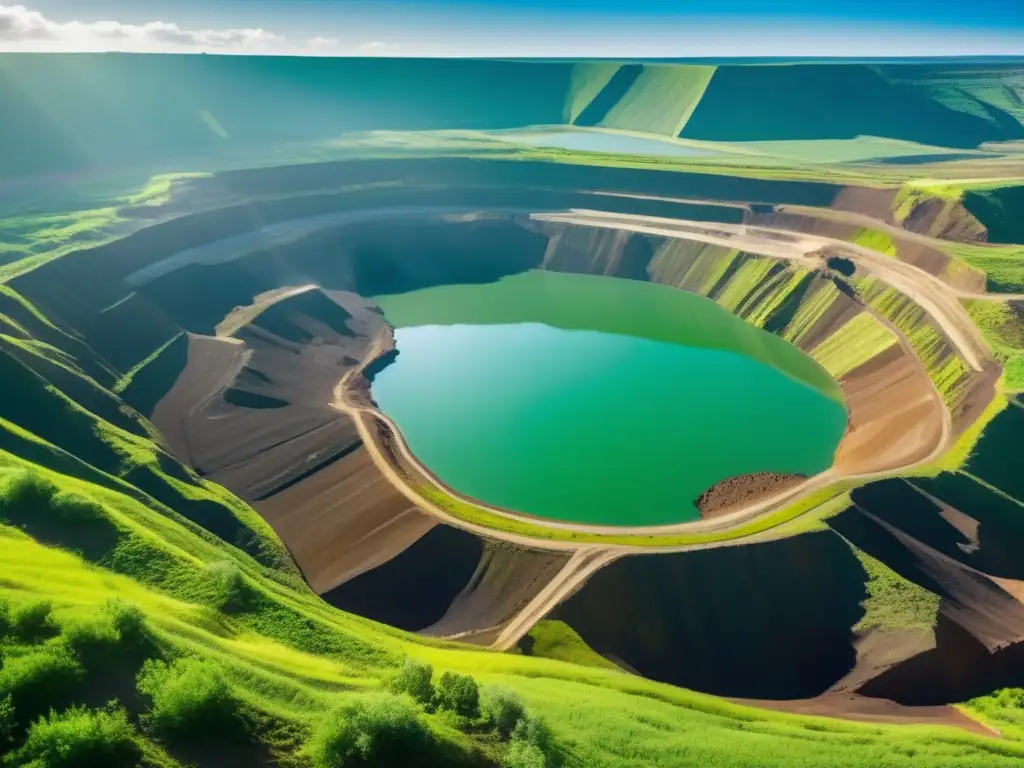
0,646,84,727
204,561,250,613
511,714,553,755
0,597,10,638
49,492,106,523
304,693,441,768
60,600,153,670
10,599,59,643
389,659,434,706
137,657,242,741
0,470,57,516
59,614,120,662
0,695,15,751
435,672,479,719
503,740,547,768
12,705,142,768
481,685,527,740
104,600,149,651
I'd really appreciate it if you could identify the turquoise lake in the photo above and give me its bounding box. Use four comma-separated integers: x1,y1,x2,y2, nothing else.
372,271,847,526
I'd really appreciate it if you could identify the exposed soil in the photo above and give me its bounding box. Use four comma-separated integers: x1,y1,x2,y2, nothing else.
831,343,945,475
695,472,807,519
256,445,434,593
422,543,574,644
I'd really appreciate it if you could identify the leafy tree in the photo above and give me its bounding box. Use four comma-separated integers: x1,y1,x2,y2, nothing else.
435,672,479,719
390,658,434,706
481,685,527,739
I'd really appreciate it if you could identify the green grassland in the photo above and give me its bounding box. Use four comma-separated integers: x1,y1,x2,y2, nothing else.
856,278,971,408
0,173,207,283
564,63,621,124
596,65,716,137
518,621,623,672
964,300,1024,391
810,313,899,380
848,543,940,634
7,454,1024,768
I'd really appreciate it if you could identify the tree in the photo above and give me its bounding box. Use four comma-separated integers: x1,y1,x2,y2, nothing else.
391,658,434,706
435,672,479,718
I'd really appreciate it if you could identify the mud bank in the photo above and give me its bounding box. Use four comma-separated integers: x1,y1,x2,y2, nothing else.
695,472,807,518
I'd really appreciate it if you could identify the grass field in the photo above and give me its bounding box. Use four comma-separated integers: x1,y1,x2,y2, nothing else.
596,65,716,137
7,459,1024,768
964,300,1024,390
811,313,899,380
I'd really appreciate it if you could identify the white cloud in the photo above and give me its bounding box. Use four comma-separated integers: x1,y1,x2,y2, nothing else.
0,4,397,55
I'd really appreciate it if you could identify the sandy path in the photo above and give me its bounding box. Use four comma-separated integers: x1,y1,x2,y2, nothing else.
490,547,622,651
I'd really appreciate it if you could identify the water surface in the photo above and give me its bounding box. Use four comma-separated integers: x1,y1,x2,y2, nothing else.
373,271,846,526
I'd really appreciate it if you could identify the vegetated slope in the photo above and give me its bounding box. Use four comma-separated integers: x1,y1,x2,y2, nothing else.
880,66,1024,133
0,54,572,180
682,64,1023,147
8,279,1021,767
564,62,621,123
5,55,1023,183
963,186,1024,245
585,65,716,136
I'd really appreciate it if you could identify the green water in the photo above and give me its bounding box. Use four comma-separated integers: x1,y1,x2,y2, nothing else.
372,271,847,526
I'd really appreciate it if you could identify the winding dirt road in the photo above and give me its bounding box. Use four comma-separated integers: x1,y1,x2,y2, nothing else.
531,209,992,371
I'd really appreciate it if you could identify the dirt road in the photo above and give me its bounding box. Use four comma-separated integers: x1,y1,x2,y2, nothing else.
531,209,993,370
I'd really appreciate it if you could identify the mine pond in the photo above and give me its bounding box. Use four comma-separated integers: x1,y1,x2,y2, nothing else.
372,271,847,526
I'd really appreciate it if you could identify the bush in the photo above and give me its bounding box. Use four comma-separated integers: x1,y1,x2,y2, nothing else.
389,659,434,706
10,600,59,643
60,600,152,669
511,714,553,756
503,740,547,768
304,693,441,768
104,600,149,652
0,646,84,727
137,657,242,741
204,561,250,613
0,597,10,638
0,470,57,516
49,492,106,523
11,704,142,768
481,685,527,740
0,695,15,751
435,672,479,719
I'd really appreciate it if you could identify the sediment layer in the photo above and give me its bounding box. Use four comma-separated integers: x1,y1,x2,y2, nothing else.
695,473,807,518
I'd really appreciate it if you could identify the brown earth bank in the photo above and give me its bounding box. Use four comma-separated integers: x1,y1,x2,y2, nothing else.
736,693,996,737
694,472,807,519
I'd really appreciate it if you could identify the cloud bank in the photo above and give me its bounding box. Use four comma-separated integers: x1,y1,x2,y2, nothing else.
0,4,398,55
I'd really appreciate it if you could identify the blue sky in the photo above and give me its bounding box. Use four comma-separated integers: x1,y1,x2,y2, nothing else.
2,1,1022,56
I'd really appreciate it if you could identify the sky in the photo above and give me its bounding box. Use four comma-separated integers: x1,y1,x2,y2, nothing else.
1,1,1022,57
